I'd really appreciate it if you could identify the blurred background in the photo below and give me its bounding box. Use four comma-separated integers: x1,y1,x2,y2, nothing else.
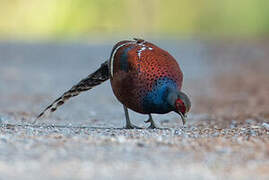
0,0,268,39
0,1,269,180
0,0,269,124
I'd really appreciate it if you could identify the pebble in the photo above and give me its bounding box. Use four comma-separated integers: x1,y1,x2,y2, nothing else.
262,122,269,130
245,119,255,124
250,125,260,129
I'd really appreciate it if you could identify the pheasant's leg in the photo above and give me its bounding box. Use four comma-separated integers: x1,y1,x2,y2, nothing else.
123,105,142,129
145,114,158,129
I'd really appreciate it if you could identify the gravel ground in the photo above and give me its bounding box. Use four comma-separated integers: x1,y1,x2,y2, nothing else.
0,39,268,180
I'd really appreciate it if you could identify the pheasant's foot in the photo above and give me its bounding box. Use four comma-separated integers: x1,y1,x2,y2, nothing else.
125,124,143,129
145,115,158,129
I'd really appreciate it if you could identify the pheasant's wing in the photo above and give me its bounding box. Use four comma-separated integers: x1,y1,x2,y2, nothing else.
36,61,109,120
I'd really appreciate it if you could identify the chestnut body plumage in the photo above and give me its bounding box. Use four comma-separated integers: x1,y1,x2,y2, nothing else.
110,40,182,114
37,39,191,128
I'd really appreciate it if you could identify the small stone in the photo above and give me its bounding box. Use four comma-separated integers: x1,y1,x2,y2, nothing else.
245,119,255,124
173,129,182,136
251,125,260,129
230,120,237,128
262,122,269,130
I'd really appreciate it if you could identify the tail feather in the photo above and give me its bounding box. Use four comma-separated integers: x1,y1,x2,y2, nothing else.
35,61,109,121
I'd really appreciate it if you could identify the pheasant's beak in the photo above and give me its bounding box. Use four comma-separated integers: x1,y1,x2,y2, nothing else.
178,111,186,125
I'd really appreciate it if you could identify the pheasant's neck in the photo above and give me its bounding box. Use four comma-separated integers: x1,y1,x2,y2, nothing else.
142,77,179,114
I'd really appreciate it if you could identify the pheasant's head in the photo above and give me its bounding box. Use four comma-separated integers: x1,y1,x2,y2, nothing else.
167,90,191,125
174,91,191,125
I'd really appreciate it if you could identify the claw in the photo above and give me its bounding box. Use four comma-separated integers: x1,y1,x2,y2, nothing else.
144,119,150,123
147,123,158,129
145,114,158,129
125,124,143,129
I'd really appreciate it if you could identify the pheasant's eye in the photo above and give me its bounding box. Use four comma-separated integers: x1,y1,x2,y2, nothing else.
175,99,186,115
178,91,191,113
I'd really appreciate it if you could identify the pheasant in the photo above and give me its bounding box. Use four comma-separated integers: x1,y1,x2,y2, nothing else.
36,38,191,129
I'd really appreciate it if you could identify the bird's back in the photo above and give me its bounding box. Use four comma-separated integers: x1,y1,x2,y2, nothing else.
109,39,183,114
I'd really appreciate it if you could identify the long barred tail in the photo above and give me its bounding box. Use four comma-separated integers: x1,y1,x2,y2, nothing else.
35,61,109,121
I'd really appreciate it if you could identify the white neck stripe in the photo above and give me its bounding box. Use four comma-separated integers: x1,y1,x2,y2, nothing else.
110,41,136,77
